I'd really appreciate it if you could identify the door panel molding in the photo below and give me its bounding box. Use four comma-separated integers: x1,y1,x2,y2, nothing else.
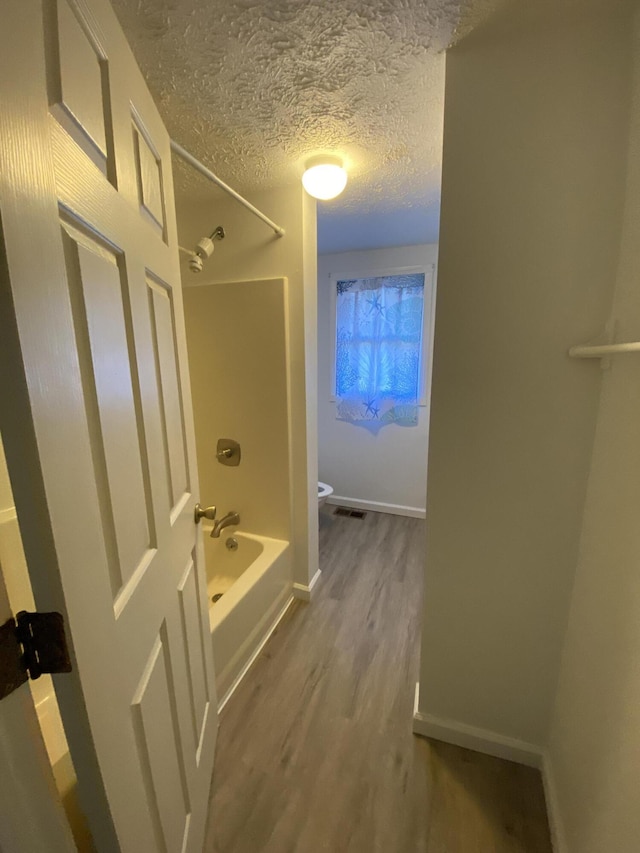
0,1,218,850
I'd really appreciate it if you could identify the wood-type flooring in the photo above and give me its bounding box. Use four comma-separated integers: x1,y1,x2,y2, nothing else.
206,510,552,853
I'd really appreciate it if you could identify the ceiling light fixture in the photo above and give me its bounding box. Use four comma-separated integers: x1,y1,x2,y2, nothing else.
302,155,347,201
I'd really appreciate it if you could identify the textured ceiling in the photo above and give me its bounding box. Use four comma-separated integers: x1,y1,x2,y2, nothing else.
112,0,501,221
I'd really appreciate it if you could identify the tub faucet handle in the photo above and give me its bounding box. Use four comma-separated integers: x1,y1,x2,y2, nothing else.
216,438,241,466
194,503,217,524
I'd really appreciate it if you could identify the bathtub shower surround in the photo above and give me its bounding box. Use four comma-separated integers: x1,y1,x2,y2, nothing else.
184,279,290,542
179,186,319,599
204,528,292,706
183,278,293,710
184,277,296,707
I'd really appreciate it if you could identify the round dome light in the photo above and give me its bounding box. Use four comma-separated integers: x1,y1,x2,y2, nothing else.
302,156,347,201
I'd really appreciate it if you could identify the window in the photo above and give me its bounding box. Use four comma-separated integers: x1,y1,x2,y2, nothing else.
332,270,427,426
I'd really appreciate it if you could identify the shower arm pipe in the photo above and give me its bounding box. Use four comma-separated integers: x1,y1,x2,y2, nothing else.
170,140,285,238
569,341,640,358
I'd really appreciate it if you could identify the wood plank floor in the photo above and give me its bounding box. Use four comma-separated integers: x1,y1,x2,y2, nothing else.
205,509,552,853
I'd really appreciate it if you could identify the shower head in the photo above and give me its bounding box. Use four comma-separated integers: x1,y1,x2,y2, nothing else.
188,253,205,274
187,226,225,273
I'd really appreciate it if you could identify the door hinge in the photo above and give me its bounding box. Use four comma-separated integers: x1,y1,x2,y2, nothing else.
0,611,72,702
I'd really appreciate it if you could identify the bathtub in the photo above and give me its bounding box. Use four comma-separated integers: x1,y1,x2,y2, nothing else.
202,528,292,707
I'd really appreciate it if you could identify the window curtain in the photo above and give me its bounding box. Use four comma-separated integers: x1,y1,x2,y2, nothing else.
335,273,425,426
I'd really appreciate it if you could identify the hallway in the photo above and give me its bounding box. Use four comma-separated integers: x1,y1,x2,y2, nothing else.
206,510,552,852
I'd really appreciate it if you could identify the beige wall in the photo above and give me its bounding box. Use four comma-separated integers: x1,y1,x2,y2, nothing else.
547,7,640,853
176,185,319,588
0,439,14,511
184,279,290,540
0,437,37,629
317,245,437,513
417,6,633,750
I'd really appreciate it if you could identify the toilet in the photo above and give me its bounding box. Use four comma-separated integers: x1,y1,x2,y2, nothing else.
318,481,334,507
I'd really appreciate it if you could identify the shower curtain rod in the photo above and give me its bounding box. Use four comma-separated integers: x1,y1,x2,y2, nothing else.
170,140,285,238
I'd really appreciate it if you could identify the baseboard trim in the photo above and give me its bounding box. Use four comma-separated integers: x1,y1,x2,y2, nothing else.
217,594,294,713
325,495,426,519
412,683,542,768
542,751,568,853
292,568,322,602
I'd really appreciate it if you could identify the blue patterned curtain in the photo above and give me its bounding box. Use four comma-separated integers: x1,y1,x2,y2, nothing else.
335,273,425,426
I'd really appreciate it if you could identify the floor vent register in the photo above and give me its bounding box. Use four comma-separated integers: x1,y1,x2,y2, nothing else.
333,507,367,520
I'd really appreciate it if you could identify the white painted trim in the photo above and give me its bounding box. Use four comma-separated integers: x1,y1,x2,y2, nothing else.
217,595,295,713
412,684,542,768
0,507,17,526
292,568,322,602
326,495,426,519
542,751,568,853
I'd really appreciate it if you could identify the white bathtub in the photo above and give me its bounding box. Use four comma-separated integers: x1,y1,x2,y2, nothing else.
202,528,292,707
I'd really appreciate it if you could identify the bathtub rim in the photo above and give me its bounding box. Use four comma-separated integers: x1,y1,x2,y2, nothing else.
201,527,289,631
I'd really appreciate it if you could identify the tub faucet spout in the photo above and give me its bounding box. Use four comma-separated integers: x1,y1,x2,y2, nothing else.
210,511,240,538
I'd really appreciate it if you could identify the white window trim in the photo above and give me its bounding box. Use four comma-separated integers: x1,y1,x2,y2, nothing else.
329,263,436,407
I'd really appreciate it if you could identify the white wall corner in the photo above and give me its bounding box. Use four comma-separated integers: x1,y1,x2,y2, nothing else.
541,751,569,853
412,683,543,769
292,568,321,602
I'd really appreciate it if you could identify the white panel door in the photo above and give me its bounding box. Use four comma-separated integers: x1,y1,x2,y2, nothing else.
0,1,218,851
